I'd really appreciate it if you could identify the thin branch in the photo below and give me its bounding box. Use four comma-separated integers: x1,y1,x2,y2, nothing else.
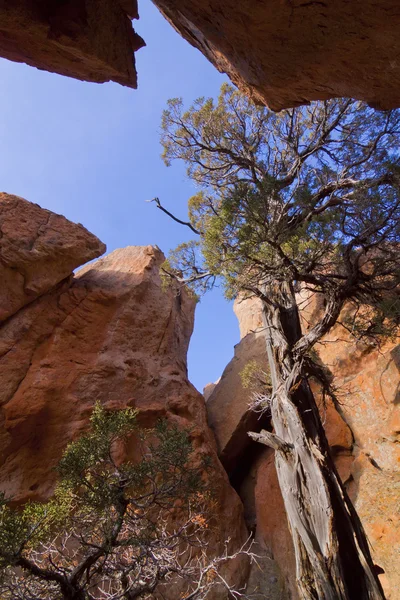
248,429,293,454
147,197,200,235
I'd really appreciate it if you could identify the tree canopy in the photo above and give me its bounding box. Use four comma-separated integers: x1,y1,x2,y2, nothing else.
162,84,400,349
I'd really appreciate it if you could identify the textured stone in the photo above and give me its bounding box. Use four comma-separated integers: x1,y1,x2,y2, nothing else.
0,243,249,597
203,380,218,401
209,295,353,474
252,450,298,600
233,296,263,340
3,0,400,109
207,295,399,598
0,193,106,322
207,331,267,475
314,327,400,599
300,289,400,597
153,0,400,110
0,0,144,88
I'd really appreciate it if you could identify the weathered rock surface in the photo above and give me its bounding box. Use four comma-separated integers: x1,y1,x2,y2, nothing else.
0,205,249,596
0,0,144,88
0,193,106,322
1,246,190,499
153,0,400,110
206,295,400,599
313,321,400,599
234,296,263,341
207,330,268,475
2,0,400,110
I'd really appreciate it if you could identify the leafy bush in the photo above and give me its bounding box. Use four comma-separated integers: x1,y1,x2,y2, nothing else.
0,403,225,600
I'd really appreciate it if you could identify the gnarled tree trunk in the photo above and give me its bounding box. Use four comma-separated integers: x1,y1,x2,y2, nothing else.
251,283,385,600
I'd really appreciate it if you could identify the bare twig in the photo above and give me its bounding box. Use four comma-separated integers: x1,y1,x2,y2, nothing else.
147,197,200,235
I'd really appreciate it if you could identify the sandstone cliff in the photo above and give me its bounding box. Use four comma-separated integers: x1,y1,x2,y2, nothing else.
206,296,400,599
152,0,400,111
2,194,399,598
2,1,400,111
0,196,249,598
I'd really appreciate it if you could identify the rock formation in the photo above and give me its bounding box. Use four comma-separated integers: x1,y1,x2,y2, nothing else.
152,0,400,111
1,195,398,598
0,193,105,322
206,296,400,599
0,196,249,597
2,1,400,111
0,0,144,87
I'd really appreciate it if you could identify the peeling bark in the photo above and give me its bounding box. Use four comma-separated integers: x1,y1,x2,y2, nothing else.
252,282,385,600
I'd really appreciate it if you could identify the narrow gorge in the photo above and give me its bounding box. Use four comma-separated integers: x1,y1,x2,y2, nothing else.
0,194,398,598
0,1,400,597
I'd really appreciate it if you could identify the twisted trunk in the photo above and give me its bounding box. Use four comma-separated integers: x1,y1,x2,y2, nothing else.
254,283,385,600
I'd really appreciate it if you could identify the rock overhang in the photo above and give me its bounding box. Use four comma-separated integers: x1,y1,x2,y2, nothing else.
2,1,400,110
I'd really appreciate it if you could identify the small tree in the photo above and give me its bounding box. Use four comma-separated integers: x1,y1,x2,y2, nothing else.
157,84,400,600
0,403,253,600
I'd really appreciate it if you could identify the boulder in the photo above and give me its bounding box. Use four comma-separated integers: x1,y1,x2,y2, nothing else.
2,0,400,110
0,0,144,88
234,295,263,340
153,0,400,110
0,193,106,322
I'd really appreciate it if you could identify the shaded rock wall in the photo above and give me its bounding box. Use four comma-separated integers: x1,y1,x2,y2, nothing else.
0,197,249,597
152,0,400,110
2,0,400,111
206,296,400,599
0,0,144,87
206,330,267,475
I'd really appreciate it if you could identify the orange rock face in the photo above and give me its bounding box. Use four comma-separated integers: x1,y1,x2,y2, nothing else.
207,330,267,474
314,324,400,599
207,295,400,598
0,202,249,596
153,0,400,110
0,0,144,88
0,193,106,322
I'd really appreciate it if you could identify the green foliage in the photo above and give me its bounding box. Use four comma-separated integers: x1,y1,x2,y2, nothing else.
158,85,398,599
240,360,271,393
0,403,210,599
0,494,59,565
343,296,400,343
56,401,137,486
160,84,400,345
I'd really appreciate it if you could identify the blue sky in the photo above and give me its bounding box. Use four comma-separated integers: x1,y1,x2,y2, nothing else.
0,0,240,391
